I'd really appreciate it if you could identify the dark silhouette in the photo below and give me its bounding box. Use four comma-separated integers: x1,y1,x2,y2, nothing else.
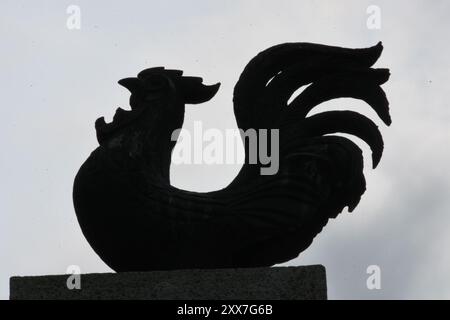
73,42,390,272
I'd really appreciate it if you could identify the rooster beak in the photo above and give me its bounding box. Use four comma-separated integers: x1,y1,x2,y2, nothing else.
182,78,221,104
118,78,142,94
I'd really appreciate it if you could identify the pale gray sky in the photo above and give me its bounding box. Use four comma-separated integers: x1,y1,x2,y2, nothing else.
1,0,449,299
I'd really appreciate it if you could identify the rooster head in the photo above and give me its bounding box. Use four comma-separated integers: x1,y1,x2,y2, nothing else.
95,67,220,145
118,67,220,109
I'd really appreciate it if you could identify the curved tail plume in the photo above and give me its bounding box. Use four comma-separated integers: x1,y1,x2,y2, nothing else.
233,42,390,168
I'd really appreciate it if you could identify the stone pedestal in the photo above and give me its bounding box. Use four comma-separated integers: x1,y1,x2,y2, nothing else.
10,265,327,300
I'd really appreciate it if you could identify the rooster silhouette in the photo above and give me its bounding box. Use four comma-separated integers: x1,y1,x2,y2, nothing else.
73,42,390,272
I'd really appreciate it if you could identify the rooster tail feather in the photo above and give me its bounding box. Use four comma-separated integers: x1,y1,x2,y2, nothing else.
233,42,386,130
233,41,390,170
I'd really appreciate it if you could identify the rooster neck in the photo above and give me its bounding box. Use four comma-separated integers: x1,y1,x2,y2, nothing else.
97,96,186,184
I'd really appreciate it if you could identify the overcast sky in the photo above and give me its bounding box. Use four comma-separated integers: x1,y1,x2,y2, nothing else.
1,0,449,299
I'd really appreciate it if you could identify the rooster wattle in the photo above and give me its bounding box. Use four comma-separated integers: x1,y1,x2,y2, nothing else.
73,42,390,272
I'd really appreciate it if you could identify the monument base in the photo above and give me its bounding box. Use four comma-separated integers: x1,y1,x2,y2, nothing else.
10,265,327,300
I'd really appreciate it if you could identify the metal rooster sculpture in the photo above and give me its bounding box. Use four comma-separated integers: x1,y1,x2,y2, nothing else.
73,42,390,272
